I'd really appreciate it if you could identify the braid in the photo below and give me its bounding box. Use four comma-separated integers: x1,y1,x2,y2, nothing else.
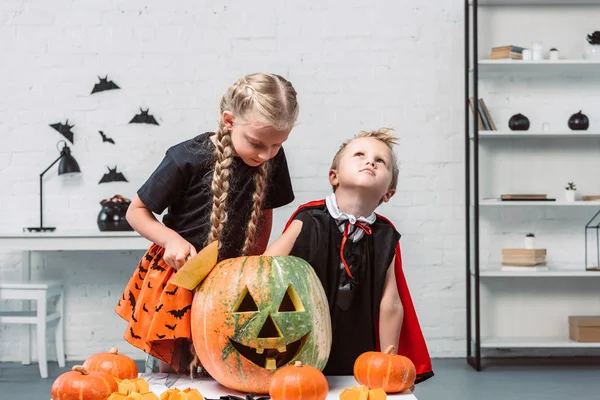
207,121,234,247
241,162,270,255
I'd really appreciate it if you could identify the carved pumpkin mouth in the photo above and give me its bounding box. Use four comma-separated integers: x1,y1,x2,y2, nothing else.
229,333,309,370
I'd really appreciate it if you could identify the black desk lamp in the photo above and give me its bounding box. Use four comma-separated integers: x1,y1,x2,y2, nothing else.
26,140,81,232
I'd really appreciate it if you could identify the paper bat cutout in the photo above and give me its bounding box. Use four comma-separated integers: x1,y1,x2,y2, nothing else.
91,75,120,94
99,130,115,144
99,166,128,184
49,120,75,144
168,305,191,319
129,108,159,125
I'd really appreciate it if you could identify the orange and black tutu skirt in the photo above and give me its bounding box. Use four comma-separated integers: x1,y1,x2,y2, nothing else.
115,244,195,372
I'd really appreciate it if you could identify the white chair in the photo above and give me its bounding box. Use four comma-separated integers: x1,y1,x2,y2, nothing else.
0,280,66,378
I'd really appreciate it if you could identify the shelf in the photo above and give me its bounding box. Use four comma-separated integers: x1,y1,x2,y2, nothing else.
478,199,600,206
472,0,600,6
473,131,600,139
481,337,600,349
476,268,600,277
476,59,600,74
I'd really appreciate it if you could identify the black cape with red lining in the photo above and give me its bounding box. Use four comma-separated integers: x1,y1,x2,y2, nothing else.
284,200,433,383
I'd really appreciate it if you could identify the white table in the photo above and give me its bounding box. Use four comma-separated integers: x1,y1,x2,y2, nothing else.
139,373,418,399
0,231,152,364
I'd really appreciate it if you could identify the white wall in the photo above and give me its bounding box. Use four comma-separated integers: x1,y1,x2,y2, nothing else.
0,0,465,362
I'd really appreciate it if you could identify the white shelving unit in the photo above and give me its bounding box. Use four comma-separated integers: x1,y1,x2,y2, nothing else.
465,0,600,370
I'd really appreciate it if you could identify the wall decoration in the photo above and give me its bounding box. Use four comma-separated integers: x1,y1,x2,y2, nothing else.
49,120,75,144
91,76,121,94
99,166,128,184
129,108,159,125
99,130,115,144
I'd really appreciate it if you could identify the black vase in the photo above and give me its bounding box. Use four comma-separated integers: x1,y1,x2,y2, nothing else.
568,110,589,130
508,113,530,131
97,198,133,231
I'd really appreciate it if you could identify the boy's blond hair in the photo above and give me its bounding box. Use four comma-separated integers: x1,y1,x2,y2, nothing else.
330,127,399,192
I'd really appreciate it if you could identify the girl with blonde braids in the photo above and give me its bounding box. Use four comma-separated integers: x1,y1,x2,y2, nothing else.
115,73,298,374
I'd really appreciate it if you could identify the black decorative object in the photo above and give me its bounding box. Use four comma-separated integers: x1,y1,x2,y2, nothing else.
568,110,589,130
129,108,159,125
584,209,600,271
91,75,120,94
99,166,128,183
508,113,530,131
49,120,75,144
587,31,600,45
97,194,133,231
99,130,115,144
25,141,81,232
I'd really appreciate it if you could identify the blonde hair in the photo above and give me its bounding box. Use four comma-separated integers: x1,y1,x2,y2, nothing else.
207,73,299,255
330,127,399,192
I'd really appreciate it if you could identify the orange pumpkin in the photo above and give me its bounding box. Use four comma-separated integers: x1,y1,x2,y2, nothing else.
353,345,416,393
159,388,204,400
191,256,331,394
115,377,150,394
83,347,138,379
51,365,118,400
269,361,328,400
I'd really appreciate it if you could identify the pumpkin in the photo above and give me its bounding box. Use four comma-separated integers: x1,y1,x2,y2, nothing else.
191,255,332,394
340,385,386,400
353,345,416,393
108,393,159,400
115,377,150,394
83,347,138,379
269,361,328,400
51,365,118,400
159,388,204,400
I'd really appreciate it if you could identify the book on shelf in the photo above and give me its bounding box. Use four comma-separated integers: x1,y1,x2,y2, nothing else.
490,45,525,60
469,97,496,131
501,248,547,266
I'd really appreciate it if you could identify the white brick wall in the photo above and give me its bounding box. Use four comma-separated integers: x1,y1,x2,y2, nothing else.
0,0,465,362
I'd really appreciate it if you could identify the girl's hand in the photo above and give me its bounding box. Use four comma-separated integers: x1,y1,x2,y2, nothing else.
163,235,198,270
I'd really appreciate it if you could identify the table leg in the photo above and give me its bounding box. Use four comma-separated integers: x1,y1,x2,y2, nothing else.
21,250,31,365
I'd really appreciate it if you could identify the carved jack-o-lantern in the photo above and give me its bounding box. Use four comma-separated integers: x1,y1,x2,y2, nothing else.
191,256,332,394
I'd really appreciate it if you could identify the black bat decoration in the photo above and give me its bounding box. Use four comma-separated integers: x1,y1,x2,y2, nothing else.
129,108,160,125
91,76,120,94
138,263,148,274
156,334,166,339
49,120,75,144
99,130,115,144
168,305,191,320
147,282,153,289
165,323,177,331
99,166,128,184
130,327,142,339
128,290,136,310
155,303,163,312
142,304,149,313
135,282,141,290
145,253,154,262
137,272,144,280
150,259,165,271
165,287,178,296
131,312,138,323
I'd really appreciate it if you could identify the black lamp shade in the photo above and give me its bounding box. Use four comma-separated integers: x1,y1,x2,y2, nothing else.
58,145,80,175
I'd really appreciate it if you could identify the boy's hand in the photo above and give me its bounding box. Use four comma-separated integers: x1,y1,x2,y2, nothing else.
163,236,197,270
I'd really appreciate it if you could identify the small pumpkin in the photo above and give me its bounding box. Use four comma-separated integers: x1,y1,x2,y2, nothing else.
340,385,386,400
353,345,416,393
51,365,118,400
115,377,150,394
192,255,332,394
269,361,328,400
159,388,204,400
108,392,159,400
83,347,138,379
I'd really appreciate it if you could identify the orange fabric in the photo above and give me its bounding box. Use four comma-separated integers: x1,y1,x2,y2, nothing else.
115,244,194,372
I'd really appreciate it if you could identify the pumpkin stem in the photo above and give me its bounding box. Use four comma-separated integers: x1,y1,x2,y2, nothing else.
72,365,89,375
384,345,396,354
294,361,303,367
109,347,119,354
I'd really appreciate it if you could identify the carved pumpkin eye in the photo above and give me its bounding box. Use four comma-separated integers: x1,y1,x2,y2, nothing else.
233,287,258,312
278,285,304,312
